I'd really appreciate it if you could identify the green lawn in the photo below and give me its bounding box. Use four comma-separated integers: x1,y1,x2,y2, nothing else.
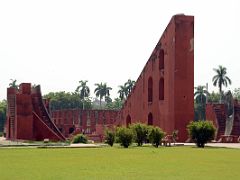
0,146,240,180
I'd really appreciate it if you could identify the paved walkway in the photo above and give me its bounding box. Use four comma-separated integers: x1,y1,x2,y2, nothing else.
0,137,107,148
205,143,240,149
182,143,240,149
0,137,23,145
1,137,240,149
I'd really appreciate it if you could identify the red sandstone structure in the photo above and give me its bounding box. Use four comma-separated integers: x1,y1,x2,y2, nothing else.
117,15,194,141
5,14,194,142
52,109,119,141
6,83,119,141
206,101,240,142
6,84,65,141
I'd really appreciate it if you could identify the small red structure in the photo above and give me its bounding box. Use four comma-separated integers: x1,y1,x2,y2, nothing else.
6,83,65,141
206,101,240,142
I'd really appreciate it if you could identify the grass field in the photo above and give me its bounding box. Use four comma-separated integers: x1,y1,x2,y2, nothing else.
0,146,240,180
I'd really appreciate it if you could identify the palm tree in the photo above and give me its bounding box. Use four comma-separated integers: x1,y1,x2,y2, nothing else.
212,65,232,102
194,86,209,104
124,79,136,94
118,85,128,100
194,85,209,120
94,82,112,108
9,79,18,89
194,86,209,120
75,80,90,110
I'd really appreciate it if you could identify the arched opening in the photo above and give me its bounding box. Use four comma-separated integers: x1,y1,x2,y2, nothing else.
126,115,131,127
69,127,75,134
148,113,153,125
148,77,153,102
159,78,164,100
159,49,164,70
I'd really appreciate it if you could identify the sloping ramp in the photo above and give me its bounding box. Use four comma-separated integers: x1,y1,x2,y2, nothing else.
231,104,240,136
31,86,65,141
213,104,227,139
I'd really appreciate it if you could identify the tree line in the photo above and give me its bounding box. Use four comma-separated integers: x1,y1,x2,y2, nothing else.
45,79,136,111
1,65,239,132
5,79,136,111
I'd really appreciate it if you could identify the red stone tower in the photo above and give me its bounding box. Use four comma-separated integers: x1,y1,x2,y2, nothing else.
6,83,65,141
118,15,194,141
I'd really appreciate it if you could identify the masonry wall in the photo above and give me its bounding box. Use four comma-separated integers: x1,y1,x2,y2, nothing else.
51,109,119,138
119,15,194,141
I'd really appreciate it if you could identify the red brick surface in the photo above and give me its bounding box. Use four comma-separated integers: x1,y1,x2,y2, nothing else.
118,15,194,141
6,83,65,141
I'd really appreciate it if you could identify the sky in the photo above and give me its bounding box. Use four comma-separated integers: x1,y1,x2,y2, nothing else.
0,0,240,100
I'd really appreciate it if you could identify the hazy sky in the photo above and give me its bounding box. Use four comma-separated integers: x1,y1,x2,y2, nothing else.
0,0,240,100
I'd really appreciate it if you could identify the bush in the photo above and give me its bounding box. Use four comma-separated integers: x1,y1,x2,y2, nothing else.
187,120,216,148
116,127,133,148
148,126,165,148
105,129,115,146
72,134,88,144
130,123,148,146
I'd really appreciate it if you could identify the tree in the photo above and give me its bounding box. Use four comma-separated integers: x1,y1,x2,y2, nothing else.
105,96,112,104
105,98,123,110
212,65,232,102
94,82,112,108
130,123,148,146
105,129,115,146
112,98,123,109
233,88,240,101
118,85,128,100
118,79,135,101
116,127,133,148
187,121,216,148
124,79,136,94
75,80,90,100
44,91,92,110
208,91,221,103
148,126,165,148
194,86,209,120
9,79,18,89
194,86,209,104
75,80,90,110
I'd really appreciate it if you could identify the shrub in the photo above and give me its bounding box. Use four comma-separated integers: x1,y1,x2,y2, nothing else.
105,129,115,146
116,127,133,148
148,126,165,148
130,123,148,146
187,120,216,148
72,134,88,144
